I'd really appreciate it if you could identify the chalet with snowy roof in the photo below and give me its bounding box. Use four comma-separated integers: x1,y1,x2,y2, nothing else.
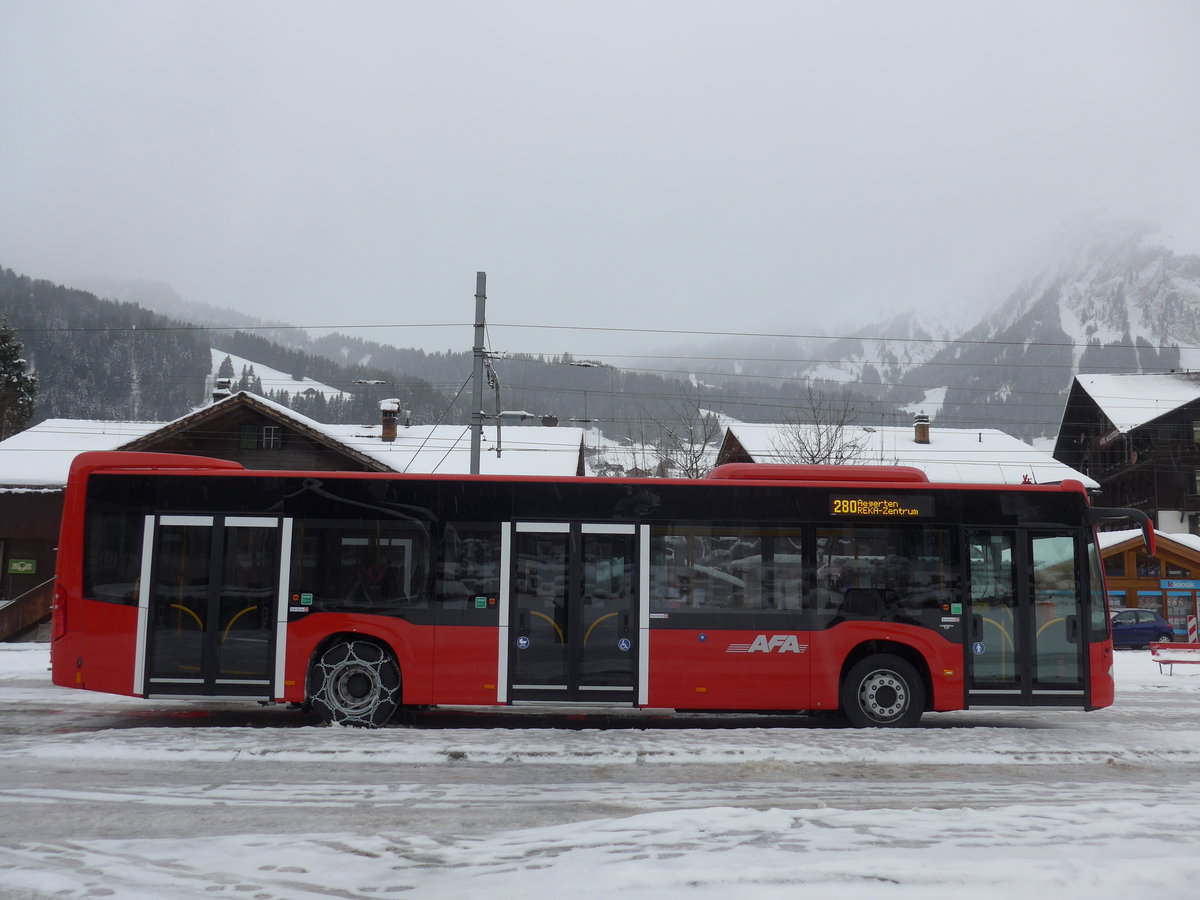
0,391,586,639
1097,528,1200,636
1053,372,1200,535
716,415,1097,488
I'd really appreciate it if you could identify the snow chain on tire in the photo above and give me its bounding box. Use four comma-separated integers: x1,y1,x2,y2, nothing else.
308,639,401,727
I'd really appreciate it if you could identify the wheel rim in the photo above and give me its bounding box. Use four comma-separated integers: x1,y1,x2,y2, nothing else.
314,642,398,723
857,668,908,723
330,661,381,716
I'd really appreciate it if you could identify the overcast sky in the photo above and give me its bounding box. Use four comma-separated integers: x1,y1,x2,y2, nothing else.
2,1,1198,357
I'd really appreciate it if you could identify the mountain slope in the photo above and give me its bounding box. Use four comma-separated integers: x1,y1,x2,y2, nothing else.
14,212,1199,444
905,217,1198,440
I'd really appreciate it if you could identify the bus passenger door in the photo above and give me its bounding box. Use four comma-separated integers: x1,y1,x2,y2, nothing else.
506,522,638,703
965,529,1086,706
139,515,286,699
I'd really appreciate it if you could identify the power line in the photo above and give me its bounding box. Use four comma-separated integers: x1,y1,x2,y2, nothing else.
8,317,1200,355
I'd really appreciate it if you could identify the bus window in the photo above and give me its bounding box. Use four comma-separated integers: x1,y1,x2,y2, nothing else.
1031,533,1080,685
815,525,955,626
650,526,803,613
84,508,145,606
437,523,501,608
290,519,431,612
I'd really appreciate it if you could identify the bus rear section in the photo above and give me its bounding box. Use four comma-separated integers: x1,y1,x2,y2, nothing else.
51,452,1149,727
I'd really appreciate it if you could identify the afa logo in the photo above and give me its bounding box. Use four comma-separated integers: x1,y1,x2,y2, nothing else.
725,634,808,654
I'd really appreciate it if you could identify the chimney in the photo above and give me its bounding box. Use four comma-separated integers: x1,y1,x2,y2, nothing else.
211,377,233,404
914,413,930,445
380,399,399,443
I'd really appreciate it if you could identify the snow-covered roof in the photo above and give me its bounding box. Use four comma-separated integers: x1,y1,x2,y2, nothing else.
1074,373,1200,434
1098,527,1200,555
227,393,585,476
319,422,585,476
724,422,1098,488
0,394,584,487
0,419,162,487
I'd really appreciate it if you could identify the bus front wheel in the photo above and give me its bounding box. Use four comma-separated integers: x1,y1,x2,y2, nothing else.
308,639,401,727
840,654,924,728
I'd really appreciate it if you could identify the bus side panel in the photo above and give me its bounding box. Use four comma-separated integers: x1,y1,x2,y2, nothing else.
805,623,965,713
282,614,436,705
1088,640,1115,709
432,625,501,705
647,624,963,713
56,599,141,696
646,630,812,710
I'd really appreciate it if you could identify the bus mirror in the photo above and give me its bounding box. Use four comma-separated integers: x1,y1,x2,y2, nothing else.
1087,507,1156,556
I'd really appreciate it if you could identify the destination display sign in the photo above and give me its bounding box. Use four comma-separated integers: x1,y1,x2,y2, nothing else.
830,495,935,518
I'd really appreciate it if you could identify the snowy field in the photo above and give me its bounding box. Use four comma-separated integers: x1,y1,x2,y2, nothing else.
2,645,1200,899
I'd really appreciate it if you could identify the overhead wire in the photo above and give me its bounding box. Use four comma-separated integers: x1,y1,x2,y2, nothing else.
9,317,1200,354
12,314,1194,436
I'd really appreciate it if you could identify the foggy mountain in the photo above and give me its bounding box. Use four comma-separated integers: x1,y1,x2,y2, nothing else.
10,214,1199,446
651,215,1200,443
292,214,1200,445
901,216,1200,441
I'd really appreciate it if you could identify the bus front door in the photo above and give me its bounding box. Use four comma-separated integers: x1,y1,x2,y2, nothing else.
140,515,285,699
965,529,1086,706
507,522,638,703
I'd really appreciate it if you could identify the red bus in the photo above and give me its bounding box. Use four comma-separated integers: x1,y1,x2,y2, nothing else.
50,451,1152,727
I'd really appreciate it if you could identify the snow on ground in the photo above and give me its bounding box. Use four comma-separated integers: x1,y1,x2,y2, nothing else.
1,644,1200,898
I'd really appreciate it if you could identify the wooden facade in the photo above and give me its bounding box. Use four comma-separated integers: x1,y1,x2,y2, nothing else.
1101,532,1200,637
0,489,64,640
1054,378,1200,534
117,393,392,473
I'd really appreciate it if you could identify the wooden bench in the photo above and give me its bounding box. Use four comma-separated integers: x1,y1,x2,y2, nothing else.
1149,642,1200,675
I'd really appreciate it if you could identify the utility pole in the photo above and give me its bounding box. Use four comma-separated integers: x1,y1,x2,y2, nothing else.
470,272,486,474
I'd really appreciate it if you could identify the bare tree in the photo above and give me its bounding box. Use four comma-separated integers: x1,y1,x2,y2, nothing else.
645,385,725,478
769,381,869,465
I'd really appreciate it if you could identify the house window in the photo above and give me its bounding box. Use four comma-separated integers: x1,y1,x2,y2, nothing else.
1103,554,1125,578
1165,560,1189,578
1135,553,1161,578
239,424,257,450
240,423,281,449
1193,421,1200,443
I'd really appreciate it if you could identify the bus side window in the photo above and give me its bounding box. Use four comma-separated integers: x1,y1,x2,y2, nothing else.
650,527,802,613
437,523,501,609
290,520,431,612
813,524,955,627
84,510,145,606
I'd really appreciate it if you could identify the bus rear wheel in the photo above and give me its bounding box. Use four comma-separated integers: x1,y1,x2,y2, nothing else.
840,654,924,728
308,639,400,727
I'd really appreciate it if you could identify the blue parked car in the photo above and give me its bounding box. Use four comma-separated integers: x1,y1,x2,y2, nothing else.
1110,607,1175,649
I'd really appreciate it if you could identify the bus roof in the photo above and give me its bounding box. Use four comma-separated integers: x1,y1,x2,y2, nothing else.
67,450,1094,498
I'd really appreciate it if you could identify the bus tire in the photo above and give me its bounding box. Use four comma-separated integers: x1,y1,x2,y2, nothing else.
308,639,401,728
840,654,924,728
